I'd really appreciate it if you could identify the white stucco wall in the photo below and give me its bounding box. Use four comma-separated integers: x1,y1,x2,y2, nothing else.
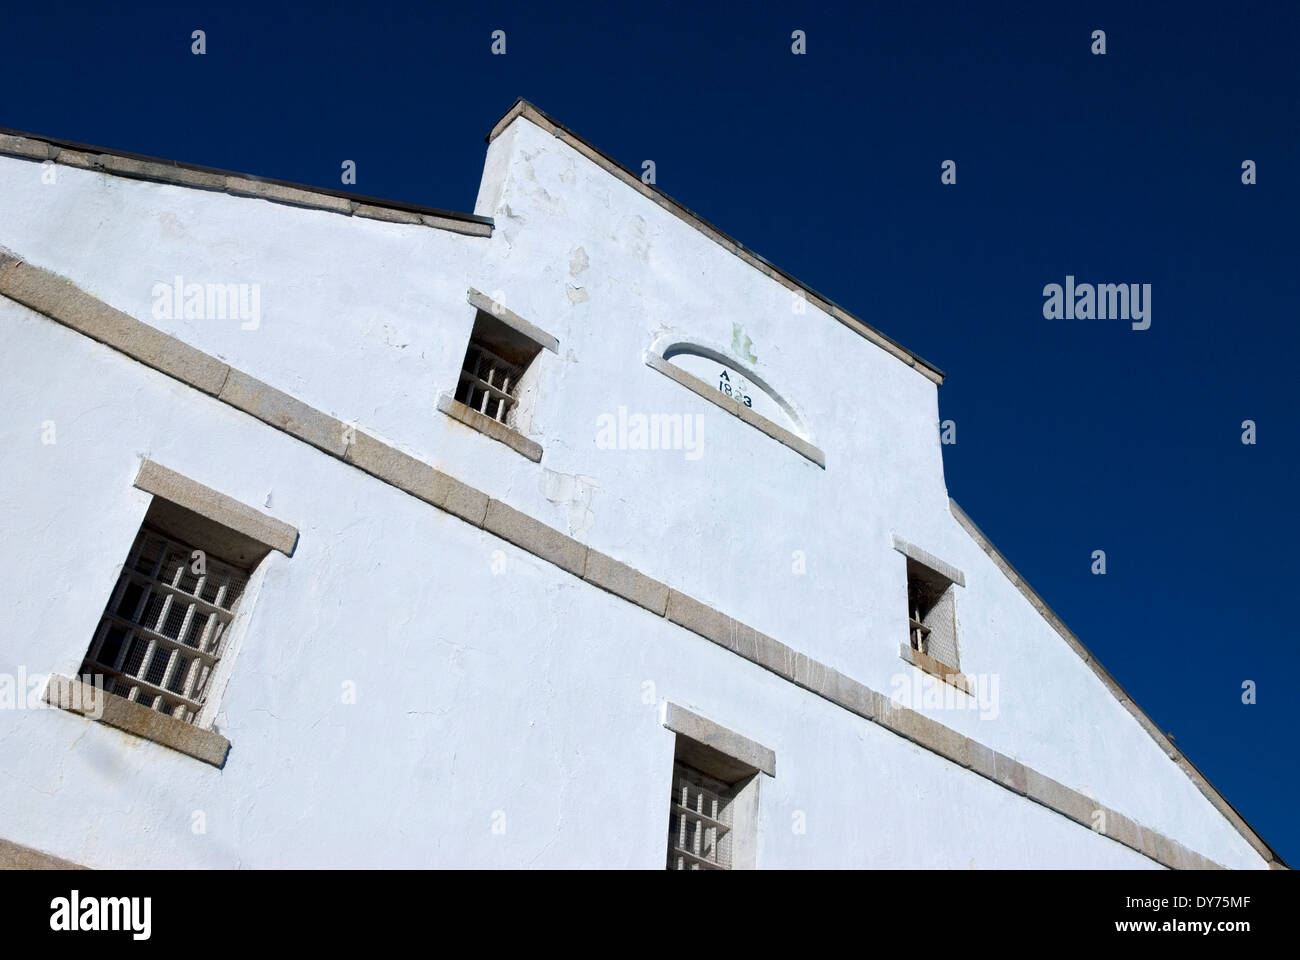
0,117,1269,868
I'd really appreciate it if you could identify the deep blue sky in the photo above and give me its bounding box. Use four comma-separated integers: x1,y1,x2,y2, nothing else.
4,1,1295,864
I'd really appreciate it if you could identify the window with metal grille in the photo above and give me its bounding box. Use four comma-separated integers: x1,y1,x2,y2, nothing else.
906,557,959,669
455,340,524,424
79,526,250,724
452,308,546,430
666,762,735,870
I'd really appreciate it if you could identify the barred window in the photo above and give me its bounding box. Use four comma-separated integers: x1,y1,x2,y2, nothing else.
667,762,735,870
906,557,959,669
451,303,548,432
80,526,250,724
663,707,768,870
455,341,524,425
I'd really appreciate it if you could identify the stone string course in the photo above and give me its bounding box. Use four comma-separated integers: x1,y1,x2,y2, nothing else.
0,836,89,870
0,226,1283,874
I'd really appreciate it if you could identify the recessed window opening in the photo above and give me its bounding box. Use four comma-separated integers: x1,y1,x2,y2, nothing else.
454,311,544,429
77,496,269,725
906,557,959,669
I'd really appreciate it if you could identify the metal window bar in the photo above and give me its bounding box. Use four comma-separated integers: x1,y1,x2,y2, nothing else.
666,763,734,870
909,611,931,654
455,341,523,425
80,527,248,724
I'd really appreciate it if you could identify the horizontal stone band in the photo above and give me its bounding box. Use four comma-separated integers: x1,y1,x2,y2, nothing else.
0,250,1264,871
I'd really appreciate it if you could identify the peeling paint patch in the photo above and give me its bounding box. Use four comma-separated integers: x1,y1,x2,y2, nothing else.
542,469,599,539
622,215,649,261
158,211,188,240
566,247,590,304
537,186,562,211
732,322,757,364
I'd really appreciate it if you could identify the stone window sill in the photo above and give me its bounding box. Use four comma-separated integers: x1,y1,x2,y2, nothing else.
437,393,542,462
43,674,230,768
899,643,973,697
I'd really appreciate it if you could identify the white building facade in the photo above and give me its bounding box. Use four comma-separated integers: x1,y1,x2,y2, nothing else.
0,101,1282,869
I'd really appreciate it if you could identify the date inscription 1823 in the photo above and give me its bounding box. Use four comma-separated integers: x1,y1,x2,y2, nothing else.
717,370,752,408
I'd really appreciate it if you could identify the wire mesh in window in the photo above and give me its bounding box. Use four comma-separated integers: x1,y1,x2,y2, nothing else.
79,526,249,724
921,588,959,669
666,762,734,870
908,562,959,669
455,341,523,425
